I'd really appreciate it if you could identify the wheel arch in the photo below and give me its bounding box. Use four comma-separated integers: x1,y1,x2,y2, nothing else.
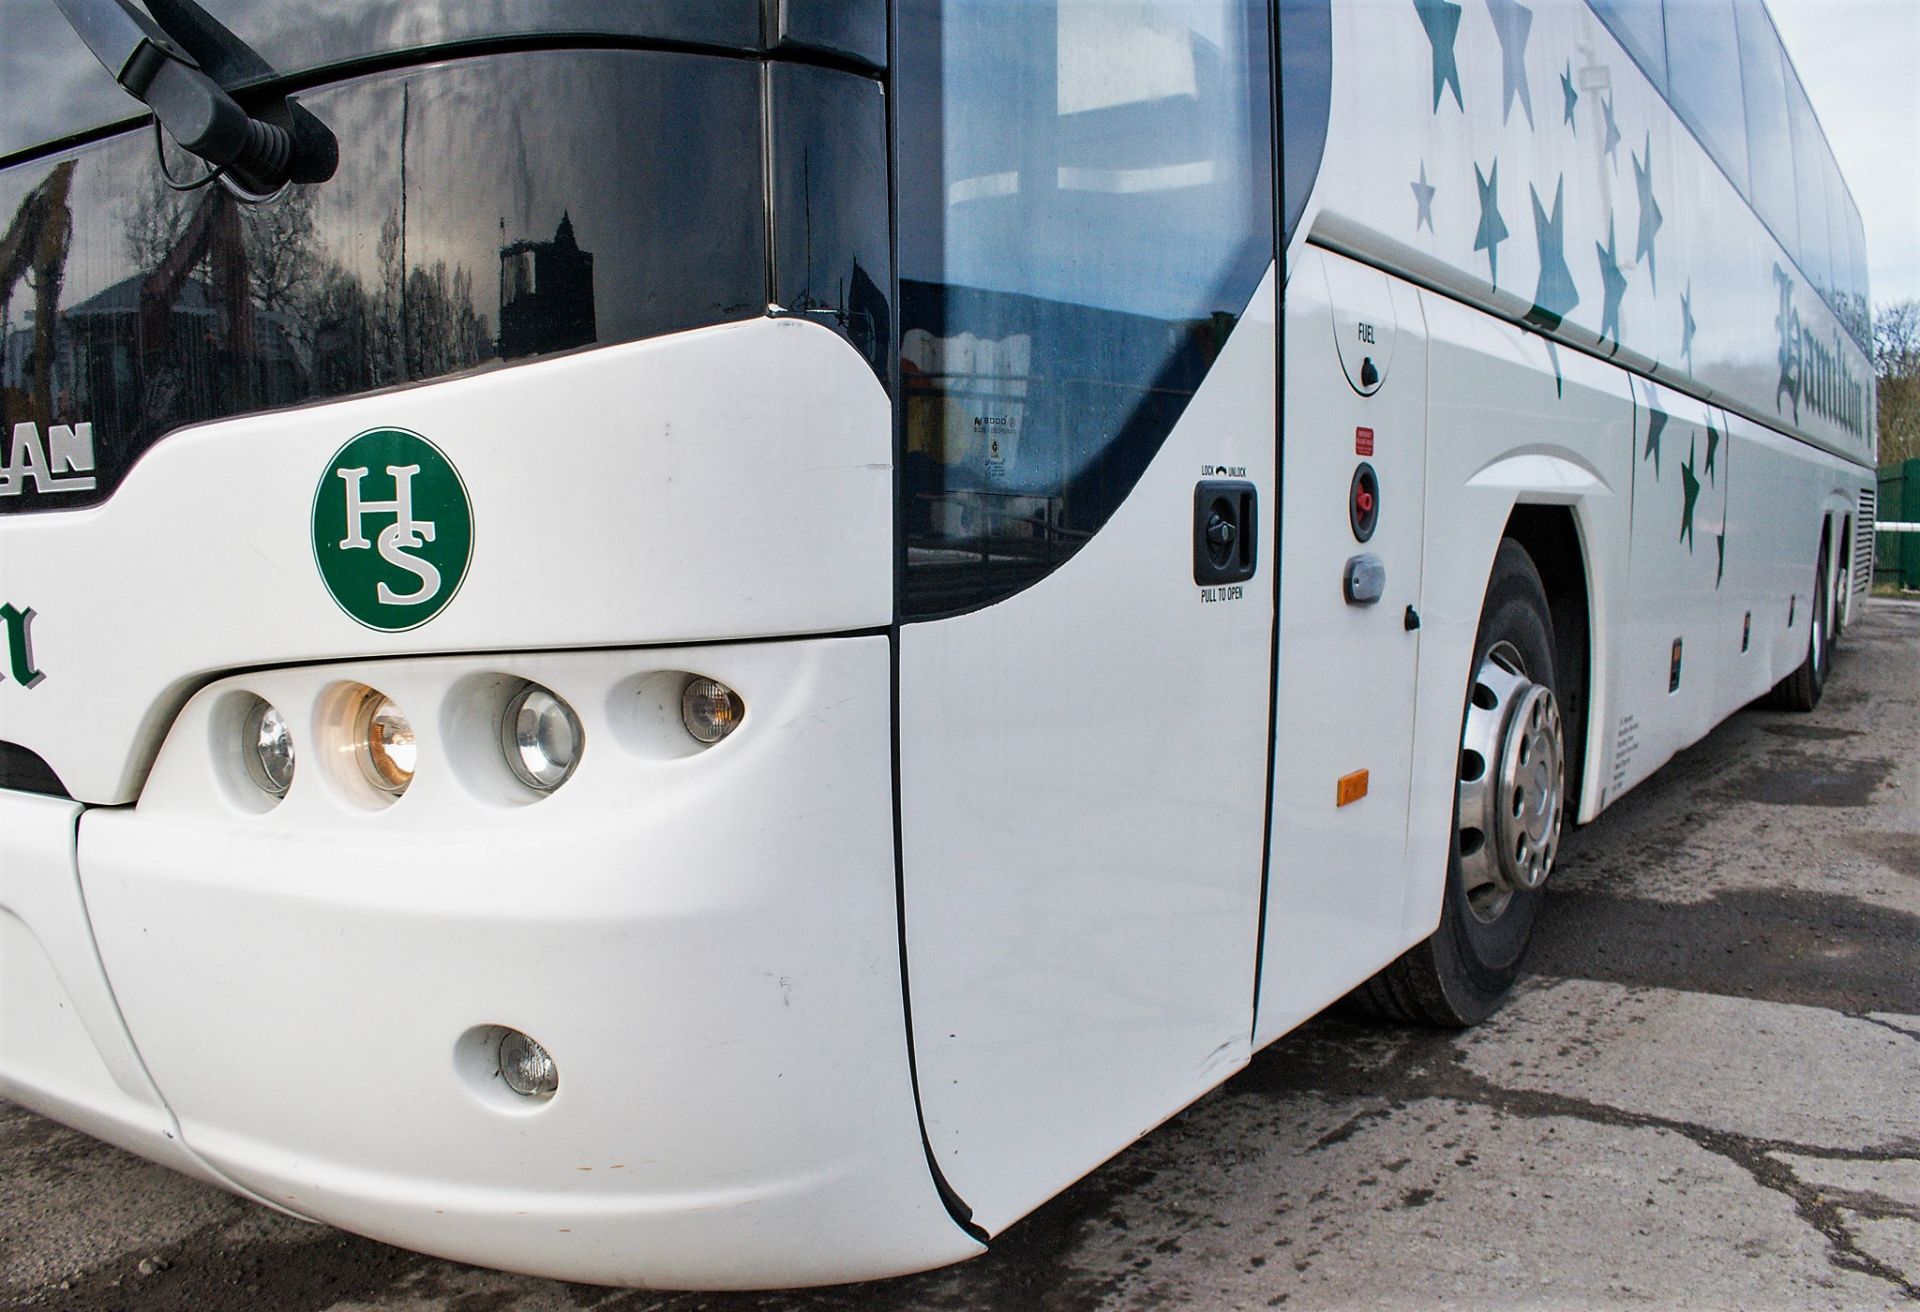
1502,503,1595,825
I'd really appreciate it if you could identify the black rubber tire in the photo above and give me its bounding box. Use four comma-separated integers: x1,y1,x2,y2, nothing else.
1766,541,1831,713
1352,539,1558,1028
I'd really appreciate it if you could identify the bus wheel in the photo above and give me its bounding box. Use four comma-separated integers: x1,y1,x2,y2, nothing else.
1355,539,1563,1026
1766,540,1831,712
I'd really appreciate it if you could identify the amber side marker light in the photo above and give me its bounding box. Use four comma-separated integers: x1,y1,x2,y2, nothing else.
681,677,745,744
1336,769,1370,807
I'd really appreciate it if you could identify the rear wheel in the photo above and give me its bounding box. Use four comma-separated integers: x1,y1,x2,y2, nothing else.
1767,539,1831,712
1354,539,1565,1027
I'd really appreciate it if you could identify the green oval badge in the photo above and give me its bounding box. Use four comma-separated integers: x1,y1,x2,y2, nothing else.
312,428,473,632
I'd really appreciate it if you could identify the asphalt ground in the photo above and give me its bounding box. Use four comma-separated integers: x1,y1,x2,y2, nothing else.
4,599,1917,1312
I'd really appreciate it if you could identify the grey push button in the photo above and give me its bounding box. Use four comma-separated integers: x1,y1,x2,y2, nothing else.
1343,554,1386,606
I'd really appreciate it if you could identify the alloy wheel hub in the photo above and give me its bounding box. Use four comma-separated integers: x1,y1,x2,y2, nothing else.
1457,641,1565,924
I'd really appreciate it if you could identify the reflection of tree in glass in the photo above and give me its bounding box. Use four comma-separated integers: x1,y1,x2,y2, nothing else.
111,177,489,434
1,162,74,428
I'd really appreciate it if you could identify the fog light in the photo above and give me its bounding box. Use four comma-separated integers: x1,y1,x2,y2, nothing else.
681,677,744,743
243,699,295,798
502,684,582,791
498,1030,558,1098
353,689,415,795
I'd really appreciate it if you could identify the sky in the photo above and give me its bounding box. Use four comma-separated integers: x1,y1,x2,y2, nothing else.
1767,0,1920,314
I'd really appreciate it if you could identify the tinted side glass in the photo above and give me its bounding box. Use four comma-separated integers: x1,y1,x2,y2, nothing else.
1279,0,1333,248
1823,152,1852,330
1664,0,1746,192
0,50,765,515
1588,0,1669,93
1847,202,1871,342
1734,0,1796,254
896,0,1273,618
1785,69,1831,299
770,64,891,378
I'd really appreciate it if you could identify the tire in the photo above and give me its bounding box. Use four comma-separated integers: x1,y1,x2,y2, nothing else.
1766,540,1831,712
1353,539,1566,1027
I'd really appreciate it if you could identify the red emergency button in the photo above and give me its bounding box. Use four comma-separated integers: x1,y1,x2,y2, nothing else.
1349,463,1380,543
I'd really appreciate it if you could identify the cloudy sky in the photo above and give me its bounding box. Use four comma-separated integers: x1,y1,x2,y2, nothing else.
1767,0,1920,313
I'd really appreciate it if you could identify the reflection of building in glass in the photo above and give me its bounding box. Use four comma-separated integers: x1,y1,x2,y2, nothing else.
51,273,303,452
498,212,596,359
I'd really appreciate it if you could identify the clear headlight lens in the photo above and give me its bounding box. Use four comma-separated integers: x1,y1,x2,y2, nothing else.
498,1029,558,1098
243,699,295,798
502,684,582,792
681,677,744,744
353,689,415,795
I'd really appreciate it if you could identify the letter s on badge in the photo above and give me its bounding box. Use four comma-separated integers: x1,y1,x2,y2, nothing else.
312,429,473,632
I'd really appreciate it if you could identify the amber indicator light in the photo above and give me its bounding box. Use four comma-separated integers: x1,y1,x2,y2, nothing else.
1336,769,1370,807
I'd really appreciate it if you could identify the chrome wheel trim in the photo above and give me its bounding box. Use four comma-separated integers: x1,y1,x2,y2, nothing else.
1457,639,1566,925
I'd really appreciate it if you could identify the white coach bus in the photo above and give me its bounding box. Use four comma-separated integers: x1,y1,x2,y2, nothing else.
0,0,1876,1289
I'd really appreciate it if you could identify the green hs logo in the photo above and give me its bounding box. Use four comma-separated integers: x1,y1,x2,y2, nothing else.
312,428,474,632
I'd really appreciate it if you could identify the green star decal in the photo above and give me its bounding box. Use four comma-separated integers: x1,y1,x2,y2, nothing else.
1632,132,1664,294
1561,62,1578,128
1680,439,1701,552
1526,177,1578,330
1474,159,1509,286
1705,419,1719,484
1413,161,1437,232
1415,0,1465,112
1602,94,1622,165
1597,215,1628,351
1486,0,1536,127
1680,281,1697,373
1644,391,1667,478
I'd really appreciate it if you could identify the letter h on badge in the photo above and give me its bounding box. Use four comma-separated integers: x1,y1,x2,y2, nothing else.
336,464,442,606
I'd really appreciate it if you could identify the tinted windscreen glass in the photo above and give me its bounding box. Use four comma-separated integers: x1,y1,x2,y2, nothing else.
0,0,762,160
0,49,765,514
897,0,1273,618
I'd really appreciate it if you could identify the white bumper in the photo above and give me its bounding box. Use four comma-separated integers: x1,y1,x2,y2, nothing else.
4,635,980,1288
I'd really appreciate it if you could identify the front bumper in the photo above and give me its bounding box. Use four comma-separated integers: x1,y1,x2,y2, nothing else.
2,635,979,1288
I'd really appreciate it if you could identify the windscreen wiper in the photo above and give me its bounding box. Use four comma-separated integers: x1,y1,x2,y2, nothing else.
53,0,336,197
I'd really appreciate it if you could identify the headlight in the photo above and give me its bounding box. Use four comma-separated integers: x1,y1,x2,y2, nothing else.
242,699,295,798
497,1029,559,1099
502,684,582,792
681,677,744,744
352,689,415,796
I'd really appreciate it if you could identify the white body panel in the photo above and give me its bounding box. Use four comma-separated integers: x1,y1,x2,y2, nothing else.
898,266,1278,1236
1419,293,1633,829
0,789,248,1198
1255,248,1432,1041
0,318,892,803
76,636,979,1288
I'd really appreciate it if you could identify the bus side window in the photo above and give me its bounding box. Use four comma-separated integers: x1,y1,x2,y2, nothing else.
1664,0,1746,194
896,0,1274,618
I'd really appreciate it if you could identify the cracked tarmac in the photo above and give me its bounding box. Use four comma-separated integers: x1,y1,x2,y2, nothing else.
3,600,1917,1311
